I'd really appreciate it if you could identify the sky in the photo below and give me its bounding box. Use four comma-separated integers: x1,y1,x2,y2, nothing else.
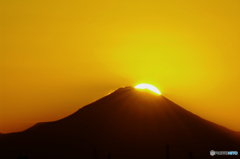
0,0,240,133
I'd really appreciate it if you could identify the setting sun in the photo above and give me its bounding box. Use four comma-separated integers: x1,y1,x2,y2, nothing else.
135,83,161,95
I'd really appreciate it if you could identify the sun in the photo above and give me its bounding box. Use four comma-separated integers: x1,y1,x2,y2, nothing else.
135,83,161,95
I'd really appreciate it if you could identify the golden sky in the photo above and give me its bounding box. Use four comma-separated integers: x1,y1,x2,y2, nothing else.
1,0,240,133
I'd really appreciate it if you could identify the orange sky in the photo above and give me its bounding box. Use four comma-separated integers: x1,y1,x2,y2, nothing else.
1,0,240,133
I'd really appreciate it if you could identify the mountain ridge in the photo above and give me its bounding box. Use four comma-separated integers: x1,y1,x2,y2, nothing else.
1,86,239,159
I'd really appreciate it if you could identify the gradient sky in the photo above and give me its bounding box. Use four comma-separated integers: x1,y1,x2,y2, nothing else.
1,0,240,133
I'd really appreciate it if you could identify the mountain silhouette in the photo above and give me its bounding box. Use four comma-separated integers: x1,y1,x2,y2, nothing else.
1,86,239,159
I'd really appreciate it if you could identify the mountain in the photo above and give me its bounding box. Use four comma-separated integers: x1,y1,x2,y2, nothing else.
1,86,239,159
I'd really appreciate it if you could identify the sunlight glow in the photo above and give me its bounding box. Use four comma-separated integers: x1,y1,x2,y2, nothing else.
135,83,161,95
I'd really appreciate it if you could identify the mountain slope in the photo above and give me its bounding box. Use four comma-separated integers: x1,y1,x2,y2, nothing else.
1,86,239,159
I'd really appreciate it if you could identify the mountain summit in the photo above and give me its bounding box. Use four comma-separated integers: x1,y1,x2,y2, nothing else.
1,86,239,159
